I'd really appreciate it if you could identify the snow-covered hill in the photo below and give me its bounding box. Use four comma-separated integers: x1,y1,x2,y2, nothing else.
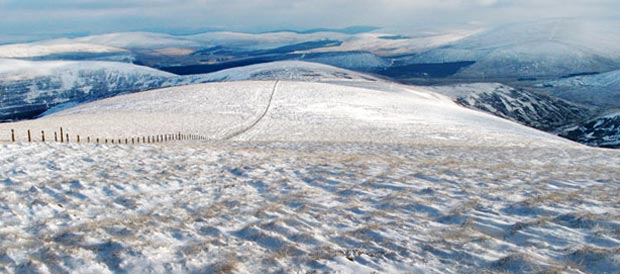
0,80,573,148
0,60,386,121
429,83,591,131
70,32,201,50
561,112,620,148
408,19,620,79
1,79,619,273
0,59,176,121
186,61,382,82
0,29,476,72
0,42,130,60
539,69,620,108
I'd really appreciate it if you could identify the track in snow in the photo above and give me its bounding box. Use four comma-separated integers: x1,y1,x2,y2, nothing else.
224,80,279,140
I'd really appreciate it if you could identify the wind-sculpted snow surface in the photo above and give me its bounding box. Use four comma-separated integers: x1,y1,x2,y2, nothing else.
0,142,619,273
1,79,618,273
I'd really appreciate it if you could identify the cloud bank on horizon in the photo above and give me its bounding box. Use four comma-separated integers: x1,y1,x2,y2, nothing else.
0,0,618,41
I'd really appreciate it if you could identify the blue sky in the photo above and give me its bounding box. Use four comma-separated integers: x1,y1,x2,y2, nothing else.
0,0,618,41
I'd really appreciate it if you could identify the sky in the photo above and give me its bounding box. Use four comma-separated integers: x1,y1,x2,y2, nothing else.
0,0,618,42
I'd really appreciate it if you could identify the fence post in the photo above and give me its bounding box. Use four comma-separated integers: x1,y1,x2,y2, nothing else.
77,135,80,143
66,133,69,143
27,130,32,142
41,130,45,142
60,127,64,143
54,132,58,142
132,138,134,144
11,129,15,142
105,139,108,144
125,138,128,144
97,138,100,144
87,137,91,143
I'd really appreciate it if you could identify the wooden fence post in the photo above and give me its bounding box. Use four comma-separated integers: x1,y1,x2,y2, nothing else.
41,130,45,142
105,139,108,144
132,138,135,144
125,138,128,144
66,133,69,143
77,135,80,143
54,132,58,142
11,129,15,142
97,138,100,144
87,137,91,143
60,127,64,143
27,130,31,142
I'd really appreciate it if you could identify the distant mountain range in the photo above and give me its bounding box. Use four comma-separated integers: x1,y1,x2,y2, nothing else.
2,19,620,148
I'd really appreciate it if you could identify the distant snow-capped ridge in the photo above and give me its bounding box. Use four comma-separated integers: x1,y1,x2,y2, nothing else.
408,19,620,79
561,112,620,148
0,60,381,122
0,80,574,148
0,42,128,59
187,61,382,82
539,69,620,108
0,59,176,121
429,83,591,132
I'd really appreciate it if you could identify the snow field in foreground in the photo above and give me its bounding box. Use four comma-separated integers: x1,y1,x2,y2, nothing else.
0,142,619,273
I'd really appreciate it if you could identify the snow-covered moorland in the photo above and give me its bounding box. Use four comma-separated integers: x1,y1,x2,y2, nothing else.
0,80,619,273
1,142,619,273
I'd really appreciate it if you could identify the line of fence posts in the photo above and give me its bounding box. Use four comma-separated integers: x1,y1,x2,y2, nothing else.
8,128,209,145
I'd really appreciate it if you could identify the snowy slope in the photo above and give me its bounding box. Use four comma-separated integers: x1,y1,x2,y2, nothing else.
0,59,177,121
539,69,620,108
0,60,386,122
409,19,620,79
429,83,591,131
0,80,574,148
561,112,620,148
0,80,619,272
70,32,201,50
0,42,129,59
186,61,382,82
299,51,389,71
